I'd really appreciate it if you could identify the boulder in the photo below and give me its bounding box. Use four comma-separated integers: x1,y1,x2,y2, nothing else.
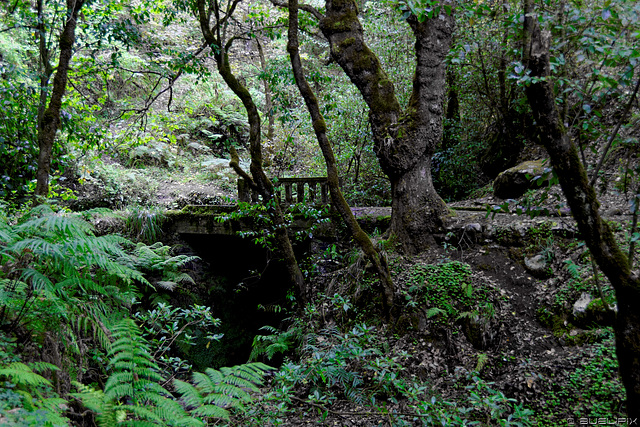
572,293,616,327
572,292,593,319
524,254,552,279
493,159,551,199
187,142,211,154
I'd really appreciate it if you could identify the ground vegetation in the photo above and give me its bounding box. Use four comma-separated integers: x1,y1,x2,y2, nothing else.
0,0,638,425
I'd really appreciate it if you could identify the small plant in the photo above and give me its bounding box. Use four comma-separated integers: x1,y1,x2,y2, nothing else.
134,302,222,378
176,362,274,422
126,205,165,243
406,261,491,326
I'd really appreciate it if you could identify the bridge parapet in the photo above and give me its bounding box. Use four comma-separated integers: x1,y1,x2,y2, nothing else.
238,177,330,206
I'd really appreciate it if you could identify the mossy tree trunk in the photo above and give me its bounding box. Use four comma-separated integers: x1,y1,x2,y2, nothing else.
287,0,394,314
318,1,453,254
34,0,85,199
523,2,640,417
195,0,307,304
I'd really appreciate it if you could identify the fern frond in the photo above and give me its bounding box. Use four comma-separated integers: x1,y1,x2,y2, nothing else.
156,280,177,291
20,268,53,290
191,404,231,421
12,237,63,259
71,381,117,425
28,361,59,374
173,379,203,407
0,362,53,387
192,371,216,393
17,211,92,237
104,377,135,399
124,405,164,424
426,307,447,318
476,353,489,372
209,384,251,401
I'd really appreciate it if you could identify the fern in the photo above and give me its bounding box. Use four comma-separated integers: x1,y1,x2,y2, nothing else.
0,361,57,387
426,307,447,319
564,258,582,279
132,242,199,289
174,362,273,422
0,361,69,425
250,324,302,361
75,320,267,426
476,353,489,372
71,382,119,427
84,319,199,426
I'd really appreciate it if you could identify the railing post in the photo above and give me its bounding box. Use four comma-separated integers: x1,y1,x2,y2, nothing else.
297,181,305,203
285,182,293,205
320,181,328,205
308,182,317,204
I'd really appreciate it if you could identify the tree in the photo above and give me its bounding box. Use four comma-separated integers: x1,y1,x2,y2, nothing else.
34,0,86,199
286,0,394,312
275,0,454,254
523,0,640,416
189,0,308,303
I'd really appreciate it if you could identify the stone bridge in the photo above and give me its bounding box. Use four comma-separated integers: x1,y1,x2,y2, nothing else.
164,177,391,238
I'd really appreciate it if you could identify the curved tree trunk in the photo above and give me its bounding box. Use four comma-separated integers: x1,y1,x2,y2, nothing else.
523,3,640,417
34,0,85,199
196,0,307,304
319,1,453,254
287,0,394,314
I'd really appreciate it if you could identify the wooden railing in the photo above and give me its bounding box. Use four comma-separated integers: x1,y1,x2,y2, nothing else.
238,177,330,206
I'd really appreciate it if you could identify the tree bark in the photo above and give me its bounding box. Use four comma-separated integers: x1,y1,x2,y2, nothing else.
523,5,640,417
196,0,308,304
319,1,453,254
34,0,85,199
287,0,394,314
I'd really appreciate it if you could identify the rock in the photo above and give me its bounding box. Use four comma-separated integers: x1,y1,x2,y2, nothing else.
176,133,190,146
604,207,623,216
572,292,593,319
493,159,551,199
524,254,552,278
465,223,482,233
187,142,211,154
572,294,616,327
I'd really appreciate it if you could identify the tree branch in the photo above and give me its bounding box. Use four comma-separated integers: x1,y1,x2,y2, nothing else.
270,0,324,20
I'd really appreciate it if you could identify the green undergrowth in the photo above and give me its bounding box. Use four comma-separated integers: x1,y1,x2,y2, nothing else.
240,297,533,426
537,329,625,424
401,261,495,328
0,204,273,425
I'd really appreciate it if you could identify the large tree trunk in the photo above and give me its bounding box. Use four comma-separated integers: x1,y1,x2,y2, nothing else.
287,0,394,314
523,3,640,417
319,1,452,254
196,0,308,304
34,0,85,199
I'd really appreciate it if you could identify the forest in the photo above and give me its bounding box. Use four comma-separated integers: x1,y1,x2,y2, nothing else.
0,0,639,425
